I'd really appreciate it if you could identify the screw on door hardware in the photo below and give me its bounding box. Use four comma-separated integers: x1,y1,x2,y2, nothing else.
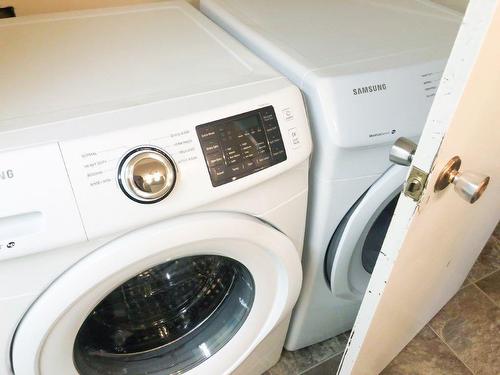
7,242,15,249
404,166,428,202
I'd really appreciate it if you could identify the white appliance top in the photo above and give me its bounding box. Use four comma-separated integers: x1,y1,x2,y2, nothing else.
201,0,461,85
0,1,279,137
201,0,461,155
0,1,313,260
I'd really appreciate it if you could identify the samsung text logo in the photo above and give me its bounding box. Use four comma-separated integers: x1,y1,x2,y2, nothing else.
0,169,14,180
353,83,387,96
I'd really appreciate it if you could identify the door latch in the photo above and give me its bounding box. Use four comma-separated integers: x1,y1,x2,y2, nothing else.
404,166,428,202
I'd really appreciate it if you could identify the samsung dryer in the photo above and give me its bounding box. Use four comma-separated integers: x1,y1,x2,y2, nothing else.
201,0,462,350
0,2,312,374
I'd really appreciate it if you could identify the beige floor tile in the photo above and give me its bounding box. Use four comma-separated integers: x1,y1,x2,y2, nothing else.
302,354,342,375
476,270,500,306
493,222,500,239
265,334,348,375
466,235,500,282
382,326,471,375
429,285,500,375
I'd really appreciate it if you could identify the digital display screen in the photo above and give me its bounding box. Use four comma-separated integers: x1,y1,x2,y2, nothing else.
196,106,286,186
232,115,261,131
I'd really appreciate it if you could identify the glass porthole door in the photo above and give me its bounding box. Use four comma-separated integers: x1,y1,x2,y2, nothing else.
74,256,255,375
325,166,408,300
11,213,302,375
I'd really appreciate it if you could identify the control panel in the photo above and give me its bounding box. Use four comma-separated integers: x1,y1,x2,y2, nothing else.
0,77,312,259
196,106,287,186
55,82,311,240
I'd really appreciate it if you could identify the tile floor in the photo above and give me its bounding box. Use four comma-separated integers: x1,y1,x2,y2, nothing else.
266,224,500,375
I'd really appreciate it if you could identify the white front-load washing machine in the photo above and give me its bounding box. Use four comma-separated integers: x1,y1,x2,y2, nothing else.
201,0,462,350
0,2,312,374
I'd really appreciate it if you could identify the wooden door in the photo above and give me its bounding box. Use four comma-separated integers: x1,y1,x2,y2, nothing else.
339,0,500,373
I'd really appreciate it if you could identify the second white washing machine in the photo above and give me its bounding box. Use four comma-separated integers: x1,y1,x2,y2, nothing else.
201,0,462,350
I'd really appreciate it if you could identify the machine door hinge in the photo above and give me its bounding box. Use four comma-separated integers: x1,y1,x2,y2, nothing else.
404,166,429,202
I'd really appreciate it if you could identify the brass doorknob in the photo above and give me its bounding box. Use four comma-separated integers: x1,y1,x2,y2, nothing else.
434,156,490,204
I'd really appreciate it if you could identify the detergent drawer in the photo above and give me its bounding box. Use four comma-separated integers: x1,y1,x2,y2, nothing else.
0,143,86,259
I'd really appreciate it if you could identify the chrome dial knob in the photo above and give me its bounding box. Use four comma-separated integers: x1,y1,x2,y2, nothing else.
118,147,176,203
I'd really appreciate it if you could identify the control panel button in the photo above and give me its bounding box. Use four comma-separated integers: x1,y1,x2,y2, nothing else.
264,122,279,133
288,127,301,148
199,127,216,140
206,152,224,167
271,140,286,154
266,129,281,142
244,159,257,169
118,147,176,203
261,109,276,123
229,163,244,174
282,108,294,121
202,140,221,154
209,165,227,181
271,141,286,161
257,154,271,165
268,138,282,146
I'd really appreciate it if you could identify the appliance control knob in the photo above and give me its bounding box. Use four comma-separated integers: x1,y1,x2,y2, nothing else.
118,147,176,203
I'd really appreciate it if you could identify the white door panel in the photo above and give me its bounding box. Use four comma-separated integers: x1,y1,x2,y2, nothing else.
339,0,500,373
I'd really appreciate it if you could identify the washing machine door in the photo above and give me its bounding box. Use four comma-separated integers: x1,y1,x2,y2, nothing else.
12,212,302,375
325,165,408,300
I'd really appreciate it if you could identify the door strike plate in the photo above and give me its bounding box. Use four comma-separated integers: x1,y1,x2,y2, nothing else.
404,166,429,202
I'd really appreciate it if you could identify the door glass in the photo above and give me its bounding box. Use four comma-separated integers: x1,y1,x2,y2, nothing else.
361,194,400,273
325,189,401,290
73,255,254,375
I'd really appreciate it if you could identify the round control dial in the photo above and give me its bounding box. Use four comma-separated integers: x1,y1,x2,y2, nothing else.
118,147,176,203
